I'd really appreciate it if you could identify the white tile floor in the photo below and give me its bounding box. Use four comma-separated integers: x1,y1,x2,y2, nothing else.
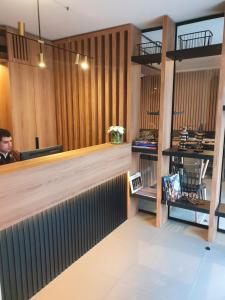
32,213,225,300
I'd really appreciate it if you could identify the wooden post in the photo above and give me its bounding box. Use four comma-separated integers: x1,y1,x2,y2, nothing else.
127,25,142,218
208,19,225,242
156,16,176,227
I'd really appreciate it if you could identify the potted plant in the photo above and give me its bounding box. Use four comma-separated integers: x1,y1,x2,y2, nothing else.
108,126,125,144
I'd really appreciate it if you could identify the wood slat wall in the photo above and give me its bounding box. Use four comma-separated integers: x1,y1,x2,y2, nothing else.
141,69,219,131
141,75,160,129
53,25,136,151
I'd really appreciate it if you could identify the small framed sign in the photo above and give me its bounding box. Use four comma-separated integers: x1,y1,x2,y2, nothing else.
129,172,143,194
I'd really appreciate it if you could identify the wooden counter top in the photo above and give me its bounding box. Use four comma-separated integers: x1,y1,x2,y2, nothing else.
0,143,131,230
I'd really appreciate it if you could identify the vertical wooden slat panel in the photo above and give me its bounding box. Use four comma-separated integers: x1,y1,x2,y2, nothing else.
53,25,134,150
65,42,74,150
123,30,128,133
119,31,124,127
77,39,85,148
105,34,110,142
73,40,80,149
53,47,63,145
97,36,102,144
111,32,117,125
90,37,97,145
84,39,90,146
58,45,68,150
87,38,92,146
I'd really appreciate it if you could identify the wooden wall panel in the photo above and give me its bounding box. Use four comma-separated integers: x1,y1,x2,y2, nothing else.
141,69,219,131
8,62,37,151
53,24,134,151
0,64,12,131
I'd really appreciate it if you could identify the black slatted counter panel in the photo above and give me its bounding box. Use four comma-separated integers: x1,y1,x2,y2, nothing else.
0,173,127,300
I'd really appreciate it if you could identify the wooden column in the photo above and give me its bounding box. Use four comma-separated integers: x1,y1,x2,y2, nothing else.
208,19,225,242
127,25,142,218
156,16,176,227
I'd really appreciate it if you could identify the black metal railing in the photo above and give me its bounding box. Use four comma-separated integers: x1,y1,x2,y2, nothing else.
137,39,162,56
178,30,213,50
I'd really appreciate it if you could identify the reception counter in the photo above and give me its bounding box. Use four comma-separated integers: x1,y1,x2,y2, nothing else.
0,143,131,231
0,143,131,300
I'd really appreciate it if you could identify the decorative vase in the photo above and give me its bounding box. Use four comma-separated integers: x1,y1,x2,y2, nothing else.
110,132,123,144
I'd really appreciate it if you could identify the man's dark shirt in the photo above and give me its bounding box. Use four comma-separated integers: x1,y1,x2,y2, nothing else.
0,151,20,165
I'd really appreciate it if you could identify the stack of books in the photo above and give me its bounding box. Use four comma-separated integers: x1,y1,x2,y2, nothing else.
132,140,157,150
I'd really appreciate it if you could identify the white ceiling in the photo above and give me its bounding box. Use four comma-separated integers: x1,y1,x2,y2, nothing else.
0,0,224,40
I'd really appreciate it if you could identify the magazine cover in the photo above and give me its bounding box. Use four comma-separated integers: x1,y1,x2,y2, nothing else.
162,173,181,202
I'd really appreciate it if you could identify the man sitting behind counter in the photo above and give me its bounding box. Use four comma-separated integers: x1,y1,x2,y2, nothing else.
0,128,20,165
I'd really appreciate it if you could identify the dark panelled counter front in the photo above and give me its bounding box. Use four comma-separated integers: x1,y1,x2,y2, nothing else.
0,173,127,300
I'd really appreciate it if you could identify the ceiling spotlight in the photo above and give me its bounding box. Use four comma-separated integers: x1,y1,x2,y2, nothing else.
80,56,89,70
75,53,80,65
18,21,25,36
38,52,46,68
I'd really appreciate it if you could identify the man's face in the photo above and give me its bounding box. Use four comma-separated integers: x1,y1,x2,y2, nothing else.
0,137,12,153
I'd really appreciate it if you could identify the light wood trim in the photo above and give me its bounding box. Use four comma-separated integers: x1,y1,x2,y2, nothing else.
156,16,176,227
208,19,225,242
0,143,131,231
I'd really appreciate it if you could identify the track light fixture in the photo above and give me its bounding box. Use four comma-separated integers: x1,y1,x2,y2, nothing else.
13,1,93,69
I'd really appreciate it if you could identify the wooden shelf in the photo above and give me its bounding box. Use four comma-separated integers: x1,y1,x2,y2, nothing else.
132,187,157,201
162,147,214,161
131,53,161,65
140,153,158,161
215,203,225,217
166,44,222,61
168,197,210,214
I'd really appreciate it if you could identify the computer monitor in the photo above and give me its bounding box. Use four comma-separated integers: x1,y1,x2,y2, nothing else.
20,145,63,161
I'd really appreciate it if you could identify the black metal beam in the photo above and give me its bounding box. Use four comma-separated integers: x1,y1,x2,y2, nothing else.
176,13,224,27
142,26,163,33
131,53,161,65
168,198,210,214
167,43,222,61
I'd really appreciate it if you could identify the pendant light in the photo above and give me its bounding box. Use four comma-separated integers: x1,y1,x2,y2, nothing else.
75,53,80,65
37,0,46,68
80,55,89,70
18,21,25,36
